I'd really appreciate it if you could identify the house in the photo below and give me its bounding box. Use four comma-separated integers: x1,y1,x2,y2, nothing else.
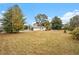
33,22,46,31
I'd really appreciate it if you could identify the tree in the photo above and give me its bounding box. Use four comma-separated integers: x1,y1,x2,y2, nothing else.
63,23,70,30
2,5,25,33
35,14,48,30
28,25,33,31
43,20,51,30
24,25,28,30
51,16,62,30
71,27,79,40
69,15,79,31
63,23,70,33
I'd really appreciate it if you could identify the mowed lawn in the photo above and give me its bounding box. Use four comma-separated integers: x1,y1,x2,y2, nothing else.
0,30,79,55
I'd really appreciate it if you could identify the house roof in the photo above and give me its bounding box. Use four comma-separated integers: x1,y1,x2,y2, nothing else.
33,22,41,26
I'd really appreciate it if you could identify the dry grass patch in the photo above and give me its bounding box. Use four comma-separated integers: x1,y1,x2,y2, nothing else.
0,30,79,54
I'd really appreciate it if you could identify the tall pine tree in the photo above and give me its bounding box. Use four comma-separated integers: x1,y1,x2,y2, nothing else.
2,5,25,33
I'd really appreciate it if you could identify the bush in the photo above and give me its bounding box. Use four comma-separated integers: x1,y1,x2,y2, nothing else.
24,25,28,30
64,30,67,33
71,27,79,40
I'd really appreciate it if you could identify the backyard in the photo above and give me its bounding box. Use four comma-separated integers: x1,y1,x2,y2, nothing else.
0,30,79,55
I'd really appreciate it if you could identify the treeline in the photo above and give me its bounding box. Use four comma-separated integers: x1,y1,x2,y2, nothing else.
1,4,79,40
1,4,63,33
34,14,62,30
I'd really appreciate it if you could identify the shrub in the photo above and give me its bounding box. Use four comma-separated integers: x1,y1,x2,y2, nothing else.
71,27,79,40
64,30,67,33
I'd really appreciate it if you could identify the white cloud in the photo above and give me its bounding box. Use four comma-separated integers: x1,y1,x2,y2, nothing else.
1,11,5,14
61,10,79,24
0,11,5,27
0,14,3,19
0,14,3,27
0,10,5,19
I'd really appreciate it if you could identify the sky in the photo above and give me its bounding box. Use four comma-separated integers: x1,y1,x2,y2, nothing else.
0,3,79,25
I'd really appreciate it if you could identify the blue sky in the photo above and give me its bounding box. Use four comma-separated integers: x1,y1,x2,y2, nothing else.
0,3,79,24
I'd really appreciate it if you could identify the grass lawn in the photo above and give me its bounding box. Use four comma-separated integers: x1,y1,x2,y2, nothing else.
0,30,79,55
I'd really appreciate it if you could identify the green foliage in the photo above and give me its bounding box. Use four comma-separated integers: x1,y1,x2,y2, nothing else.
43,20,51,30
51,16,62,30
71,27,79,40
69,15,79,31
24,25,28,30
2,5,25,33
35,14,48,29
64,30,67,33
35,14,48,23
63,23,70,30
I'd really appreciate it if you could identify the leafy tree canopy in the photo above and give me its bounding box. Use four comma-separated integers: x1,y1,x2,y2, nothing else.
2,5,25,33
51,16,62,30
